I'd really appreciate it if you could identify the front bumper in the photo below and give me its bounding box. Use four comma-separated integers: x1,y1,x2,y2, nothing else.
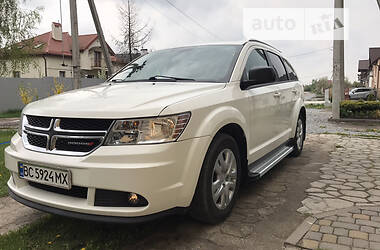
5,134,210,219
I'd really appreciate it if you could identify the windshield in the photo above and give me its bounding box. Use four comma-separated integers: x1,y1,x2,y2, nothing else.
109,45,242,83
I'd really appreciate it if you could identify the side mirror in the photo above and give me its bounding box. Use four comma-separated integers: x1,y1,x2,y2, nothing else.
241,67,276,90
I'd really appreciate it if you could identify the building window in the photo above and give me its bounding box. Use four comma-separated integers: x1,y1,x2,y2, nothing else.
13,71,20,78
59,71,66,78
94,51,101,67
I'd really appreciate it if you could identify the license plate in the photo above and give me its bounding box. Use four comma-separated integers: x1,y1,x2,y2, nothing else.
18,162,72,190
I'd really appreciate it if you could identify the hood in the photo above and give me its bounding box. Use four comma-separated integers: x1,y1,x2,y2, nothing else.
23,81,225,118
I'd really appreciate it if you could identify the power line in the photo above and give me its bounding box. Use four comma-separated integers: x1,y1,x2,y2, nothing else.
301,71,333,80
142,0,206,41
163,0,222,40
287,47,332,59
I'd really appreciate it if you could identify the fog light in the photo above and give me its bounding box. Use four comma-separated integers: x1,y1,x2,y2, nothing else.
128,193,139,205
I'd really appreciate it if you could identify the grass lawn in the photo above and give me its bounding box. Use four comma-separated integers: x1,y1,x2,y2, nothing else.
0,130,16,197
0,214,166,250
305,103,326,109
0,109,21,119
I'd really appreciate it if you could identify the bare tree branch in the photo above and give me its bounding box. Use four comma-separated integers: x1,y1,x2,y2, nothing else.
116,0,152,61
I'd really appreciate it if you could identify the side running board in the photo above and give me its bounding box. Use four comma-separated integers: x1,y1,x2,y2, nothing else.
248,144,294,179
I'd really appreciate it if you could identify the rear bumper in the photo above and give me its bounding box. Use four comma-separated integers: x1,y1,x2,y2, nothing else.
5,133,211,218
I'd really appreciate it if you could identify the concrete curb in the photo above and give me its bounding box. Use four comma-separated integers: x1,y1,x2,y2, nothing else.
328,117,380,123
284,217,316,249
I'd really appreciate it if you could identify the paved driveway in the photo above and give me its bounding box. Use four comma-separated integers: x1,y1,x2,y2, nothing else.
124,134,336,250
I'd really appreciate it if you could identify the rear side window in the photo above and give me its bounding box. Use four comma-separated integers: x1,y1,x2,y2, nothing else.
283,59,298,81
242,49,269,81
266,52,288,81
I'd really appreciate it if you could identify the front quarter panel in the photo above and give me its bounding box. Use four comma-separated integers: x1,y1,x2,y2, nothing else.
160,84,250,143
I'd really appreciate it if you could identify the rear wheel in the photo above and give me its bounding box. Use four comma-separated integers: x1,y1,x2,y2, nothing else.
290,115,305,157
190,134,241,224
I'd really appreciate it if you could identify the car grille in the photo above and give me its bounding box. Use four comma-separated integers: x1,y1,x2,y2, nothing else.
22,115,113,156
26,133,48,148
26,115,52,128
28,181,88,199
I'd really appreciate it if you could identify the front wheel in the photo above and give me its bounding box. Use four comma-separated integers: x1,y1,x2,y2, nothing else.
190,134,241,224
290,115,305,157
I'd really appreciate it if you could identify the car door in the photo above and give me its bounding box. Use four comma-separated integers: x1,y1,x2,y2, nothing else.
265,51,295,141
241,48,281,162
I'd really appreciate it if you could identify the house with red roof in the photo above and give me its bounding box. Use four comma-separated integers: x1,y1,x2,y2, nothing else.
8,22,125,78
358,47,380,98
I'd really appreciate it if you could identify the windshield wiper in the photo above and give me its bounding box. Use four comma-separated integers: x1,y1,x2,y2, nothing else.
148,75,195,81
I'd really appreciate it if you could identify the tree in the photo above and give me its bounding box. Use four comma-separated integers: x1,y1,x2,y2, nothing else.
116,0,152,62
307,77,332,95
0,0,42,76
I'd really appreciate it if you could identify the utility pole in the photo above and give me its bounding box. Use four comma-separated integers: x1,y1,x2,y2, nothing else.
332,0,345,119
88,0,113,76
69,0,81,89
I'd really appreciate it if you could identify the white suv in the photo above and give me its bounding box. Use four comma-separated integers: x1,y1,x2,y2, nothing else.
5,40,305,224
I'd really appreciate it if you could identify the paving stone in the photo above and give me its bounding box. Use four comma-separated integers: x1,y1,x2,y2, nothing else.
341,196,368,203
310,181,326,188
349,230,368,240
319,219,332,226
340,190,369,198
322,234,337,243
305,231,322,241
371,216,380,222
360,225,375,234
334,228,348,236
344,183,363,188
353,214,370,220
310,193,334,198
325,216,338,221
319,242,350,250
353,238,369,248
310,224,320,232
337,216,355,224
369,233,380,242
330,185,354,190
361,182,375,189
362,210,378,216
370,241,380,249
337,236,352,246
356,219,380,228
325,199,354,210
302,239,319,249
320,226,334,234
332,222,360,230
369,190,380,196
327,191,341,197
306,188,324,193
368,196,380,202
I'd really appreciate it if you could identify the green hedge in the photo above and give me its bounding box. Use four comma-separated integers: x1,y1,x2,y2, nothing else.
340,100,380,119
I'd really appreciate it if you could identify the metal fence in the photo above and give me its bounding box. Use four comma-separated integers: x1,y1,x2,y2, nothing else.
0,77,104,112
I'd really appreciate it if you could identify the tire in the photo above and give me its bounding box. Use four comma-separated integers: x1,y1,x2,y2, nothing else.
290,114,305,157
190,133,241,224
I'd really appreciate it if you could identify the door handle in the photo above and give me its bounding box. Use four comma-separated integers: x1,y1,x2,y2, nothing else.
274,92,281,97
292,89,298,94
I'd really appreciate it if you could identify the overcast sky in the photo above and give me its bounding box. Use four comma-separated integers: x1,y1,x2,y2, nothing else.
21,0,380,84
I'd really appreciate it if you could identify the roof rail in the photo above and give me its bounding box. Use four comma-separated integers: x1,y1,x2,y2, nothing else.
246,39,282,53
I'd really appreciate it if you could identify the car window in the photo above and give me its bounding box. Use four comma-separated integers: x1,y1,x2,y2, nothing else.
109,45,242,83
283,59,298,81
266,52,288,81
242,49,269,81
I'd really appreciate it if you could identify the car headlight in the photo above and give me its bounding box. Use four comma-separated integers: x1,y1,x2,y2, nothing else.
105,112,191,145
